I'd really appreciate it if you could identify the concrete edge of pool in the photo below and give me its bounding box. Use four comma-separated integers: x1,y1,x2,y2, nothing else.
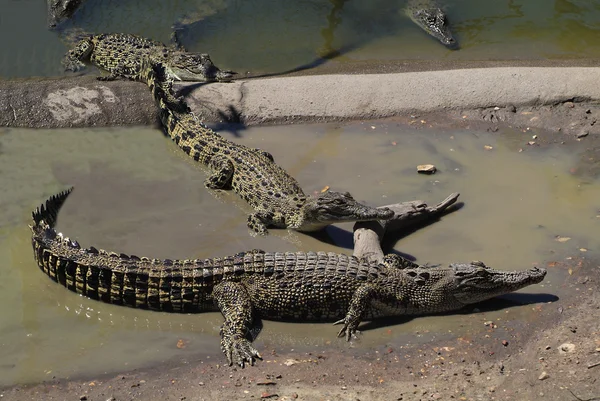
1,66,600,129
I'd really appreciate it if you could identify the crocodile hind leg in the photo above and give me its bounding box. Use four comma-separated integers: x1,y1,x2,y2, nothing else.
204,155,234,189
213,281,261,367
62,38,94,72
333,283,379,341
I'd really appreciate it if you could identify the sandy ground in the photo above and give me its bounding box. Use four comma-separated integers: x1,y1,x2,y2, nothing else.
1,61,600,400
1,61,600,136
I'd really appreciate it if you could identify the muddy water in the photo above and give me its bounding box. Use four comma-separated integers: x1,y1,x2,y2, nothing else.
2,0,600,78
0,122,598,386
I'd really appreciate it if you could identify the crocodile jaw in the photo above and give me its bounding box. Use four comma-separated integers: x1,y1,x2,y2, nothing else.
295,191,394,232
450,263,547,305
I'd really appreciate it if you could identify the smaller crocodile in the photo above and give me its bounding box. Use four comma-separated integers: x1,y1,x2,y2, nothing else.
30,188,547,367
62,32,236,83
404,0,458,49
142,60,394,235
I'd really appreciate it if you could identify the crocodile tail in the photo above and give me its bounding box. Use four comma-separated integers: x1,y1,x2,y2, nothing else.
31,187,74,229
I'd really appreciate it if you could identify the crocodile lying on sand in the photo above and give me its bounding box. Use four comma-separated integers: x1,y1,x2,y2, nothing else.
62,32,235,84
141,60,394,235
30,188,547,367
404,0,458,49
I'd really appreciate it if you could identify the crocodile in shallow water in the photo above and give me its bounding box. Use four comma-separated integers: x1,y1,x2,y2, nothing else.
30,188,547,367
404,0,458,49
141,60,394,235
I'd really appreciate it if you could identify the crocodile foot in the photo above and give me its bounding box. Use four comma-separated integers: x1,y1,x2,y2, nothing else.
333,316,361,341
220,330,262,368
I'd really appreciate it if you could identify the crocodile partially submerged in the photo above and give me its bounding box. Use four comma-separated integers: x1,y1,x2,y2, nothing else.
141,60,394,235
30,188,547,367
404,0,458,49
62,32,236,83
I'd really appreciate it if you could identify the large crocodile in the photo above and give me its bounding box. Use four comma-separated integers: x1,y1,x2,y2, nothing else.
30,188,547,367
62,32,235,83
141,60,394,235
404,0,458,49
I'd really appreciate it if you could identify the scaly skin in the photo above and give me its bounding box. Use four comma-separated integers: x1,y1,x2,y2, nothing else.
405,0,458,49
30,188,547,367
62,32,236,82
141,60,394,235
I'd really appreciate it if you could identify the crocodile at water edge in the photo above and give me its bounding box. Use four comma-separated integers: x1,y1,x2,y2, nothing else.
30,188,547,367
404,0,458,49
62,32,235,85
140,60,394,235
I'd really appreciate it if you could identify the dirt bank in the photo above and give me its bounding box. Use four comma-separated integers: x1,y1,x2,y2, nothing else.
2,64,600,138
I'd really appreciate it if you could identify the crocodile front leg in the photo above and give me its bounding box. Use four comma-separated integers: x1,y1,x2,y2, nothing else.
381,254,420,270
252,148,275,162
62,38,94,72
213,281,261,367
204,155,234,189
333,283,379,341
247,210,287,236
247,212,272,235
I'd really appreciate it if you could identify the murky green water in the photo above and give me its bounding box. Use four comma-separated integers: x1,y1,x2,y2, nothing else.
0,122,598,386
1,0,600,78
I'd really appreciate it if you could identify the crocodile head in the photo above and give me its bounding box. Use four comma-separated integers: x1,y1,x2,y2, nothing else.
448,262,546,305
410,7,458,49
298,190,394,231
168,52,236,82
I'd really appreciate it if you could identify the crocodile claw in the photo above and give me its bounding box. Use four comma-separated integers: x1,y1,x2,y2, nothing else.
333,318,360,341
221,335,262,368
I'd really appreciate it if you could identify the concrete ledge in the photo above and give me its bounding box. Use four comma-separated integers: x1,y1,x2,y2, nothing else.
2,67,600,128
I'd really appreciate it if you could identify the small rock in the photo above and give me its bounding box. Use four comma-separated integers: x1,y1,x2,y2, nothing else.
79,396,87,401
559,343,576,354
484,145,493,150
283,359,299,366
577,130,589,138
502,340,509,347
260,393,278,399
508,105,517,113
538,371,549,381
565,102,574,108
417,164,436,174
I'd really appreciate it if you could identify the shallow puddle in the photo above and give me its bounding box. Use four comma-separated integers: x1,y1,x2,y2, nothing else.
0,122,598,386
